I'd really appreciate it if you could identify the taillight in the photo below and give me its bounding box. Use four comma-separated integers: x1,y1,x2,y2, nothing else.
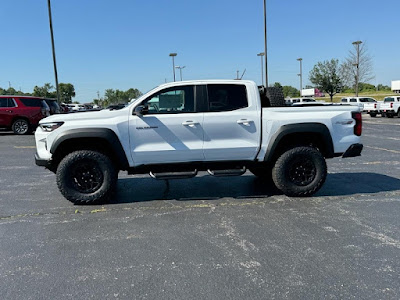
391,103,394,108
352,112,362,136
374,103,377,109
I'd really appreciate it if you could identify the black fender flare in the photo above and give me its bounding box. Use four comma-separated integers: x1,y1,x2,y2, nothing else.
264,123,335,162
50,128,129,169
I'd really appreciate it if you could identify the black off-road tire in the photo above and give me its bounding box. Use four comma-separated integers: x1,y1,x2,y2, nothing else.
387,114,394,118
56,150,118,204
266,87,285,107
12,118,30,135
272,146,327,197
369,113,377,117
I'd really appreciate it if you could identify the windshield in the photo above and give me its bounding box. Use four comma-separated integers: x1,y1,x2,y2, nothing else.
384,97,394,102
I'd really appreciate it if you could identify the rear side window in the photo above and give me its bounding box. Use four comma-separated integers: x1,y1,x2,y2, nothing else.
341,98,347,103
350,98,357,102
207,84,248,112
384,97,394,102
0,98,16,107
360,98,376,102
19,98,45,107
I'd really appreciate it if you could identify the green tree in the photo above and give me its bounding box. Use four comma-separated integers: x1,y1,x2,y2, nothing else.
282,86,300,98
309,59,342,102
33,83,55,98
358,82,375,92
59,83,76,103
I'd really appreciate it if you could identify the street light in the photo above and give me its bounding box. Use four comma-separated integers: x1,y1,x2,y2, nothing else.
352,40,362,97
47,0,60,103
175,66,186,81
169,53,177,82
297,58,303,96
257,52,265,86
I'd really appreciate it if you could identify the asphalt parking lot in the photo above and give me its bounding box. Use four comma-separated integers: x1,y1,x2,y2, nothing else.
1,115,400,300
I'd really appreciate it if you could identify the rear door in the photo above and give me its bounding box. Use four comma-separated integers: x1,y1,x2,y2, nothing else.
0,98,17,126
201,83,261,161
128,85,205,165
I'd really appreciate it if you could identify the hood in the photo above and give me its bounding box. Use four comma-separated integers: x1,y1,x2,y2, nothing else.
39,107,129,124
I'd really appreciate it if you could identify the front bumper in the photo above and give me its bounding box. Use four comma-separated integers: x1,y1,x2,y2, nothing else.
35,152,52,168
342,143,363,158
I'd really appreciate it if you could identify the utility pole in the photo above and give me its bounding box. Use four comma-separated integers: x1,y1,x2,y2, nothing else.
263,0,268,87
352,40,362,97
175,66,186,81
47,0,60,103
297,58,303,96
169,53,177,82
257,52,265,86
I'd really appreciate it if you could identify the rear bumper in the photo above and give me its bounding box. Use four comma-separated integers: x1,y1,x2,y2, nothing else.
342,143,363,158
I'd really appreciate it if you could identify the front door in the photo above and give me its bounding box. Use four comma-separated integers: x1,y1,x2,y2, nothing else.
129,85,204,166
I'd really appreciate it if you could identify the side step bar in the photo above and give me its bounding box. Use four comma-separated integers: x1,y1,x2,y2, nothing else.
149,167,247,180
207,167,246,177
150,170,198,180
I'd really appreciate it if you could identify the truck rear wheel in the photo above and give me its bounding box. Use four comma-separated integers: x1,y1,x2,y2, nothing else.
56,150,118,204
272,146,327,197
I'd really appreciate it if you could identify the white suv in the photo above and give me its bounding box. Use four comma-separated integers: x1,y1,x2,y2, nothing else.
341,97,379,116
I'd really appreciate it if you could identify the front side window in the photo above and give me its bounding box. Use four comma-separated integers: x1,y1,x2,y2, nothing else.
142,86,194,114
384,97,394,102
350,98,357,103
207,84,248,112
341,98,347,103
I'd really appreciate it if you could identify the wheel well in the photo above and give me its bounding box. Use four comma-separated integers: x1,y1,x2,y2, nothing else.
11,116,30,126
270,132,331,162
51,138,122,172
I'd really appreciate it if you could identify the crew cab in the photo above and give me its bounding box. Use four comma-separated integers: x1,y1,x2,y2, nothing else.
35,80,363,204
380,96,400,118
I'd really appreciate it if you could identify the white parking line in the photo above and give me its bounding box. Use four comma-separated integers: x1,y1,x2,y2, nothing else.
365,145,400,154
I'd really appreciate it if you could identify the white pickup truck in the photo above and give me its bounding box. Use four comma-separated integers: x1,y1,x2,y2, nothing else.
35,80,363,204
380,96,400,118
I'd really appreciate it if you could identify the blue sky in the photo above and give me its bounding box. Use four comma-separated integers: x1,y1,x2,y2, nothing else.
1,0,399,103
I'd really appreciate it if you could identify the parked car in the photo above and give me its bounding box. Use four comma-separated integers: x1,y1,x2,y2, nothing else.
35,80,362,204
68,104,86,112
380,96,400,118
44,99,61,115
0,96,50,135
341,97,379,116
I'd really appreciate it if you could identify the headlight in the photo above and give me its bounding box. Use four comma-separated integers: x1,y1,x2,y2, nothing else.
39,122,64,132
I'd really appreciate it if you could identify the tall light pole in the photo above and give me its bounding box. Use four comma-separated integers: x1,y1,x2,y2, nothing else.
175,66,186,81
47,0,60,103
169,53,177,82
263,0,268,87
297,58,303,96
352,40,362,97
257,52,265,86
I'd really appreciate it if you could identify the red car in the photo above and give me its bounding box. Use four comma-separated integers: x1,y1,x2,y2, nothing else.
0,96,50,135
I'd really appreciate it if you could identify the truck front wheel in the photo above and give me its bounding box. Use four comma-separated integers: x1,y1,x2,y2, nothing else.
56,150,118,204
272,146,327,197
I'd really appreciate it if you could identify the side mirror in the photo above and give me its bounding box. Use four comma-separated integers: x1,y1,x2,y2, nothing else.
134,105,147,116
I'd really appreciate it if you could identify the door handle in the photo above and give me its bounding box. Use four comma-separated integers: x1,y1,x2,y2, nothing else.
237,119,252,126
182,121,199,128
